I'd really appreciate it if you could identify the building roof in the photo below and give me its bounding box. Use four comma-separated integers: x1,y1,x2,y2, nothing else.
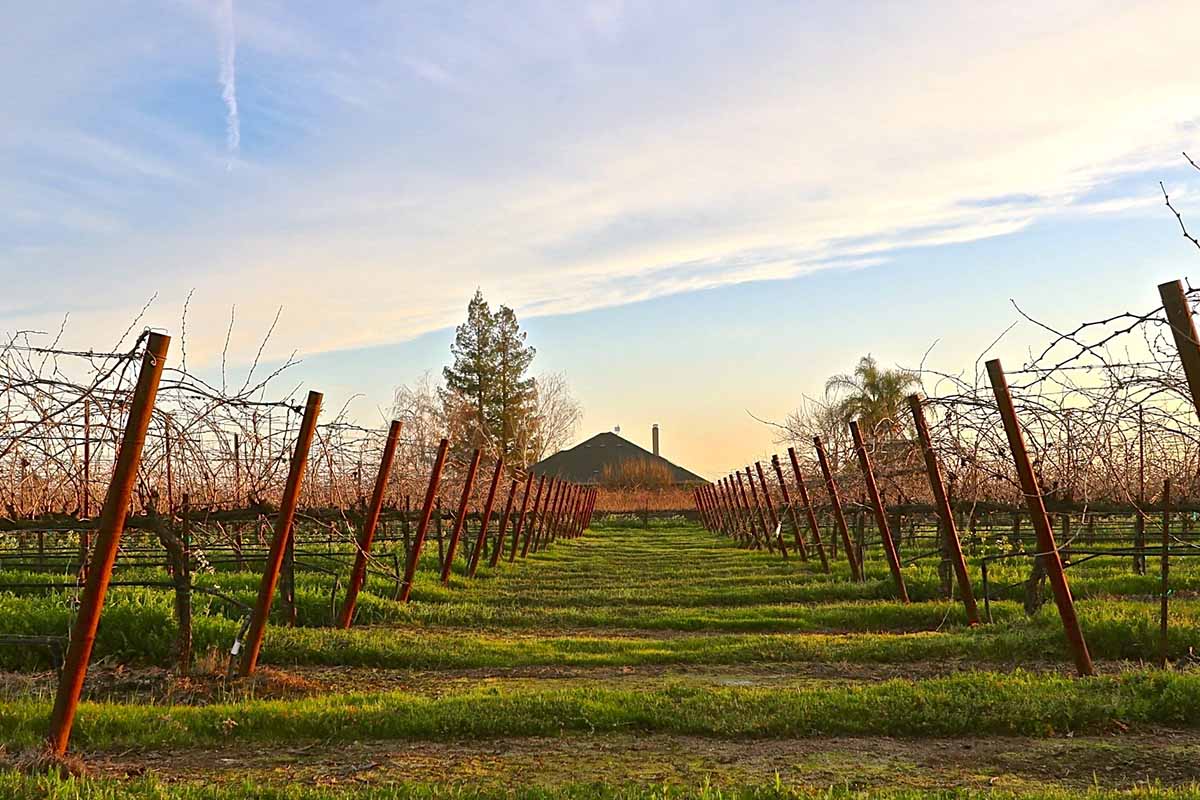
530,431,705,485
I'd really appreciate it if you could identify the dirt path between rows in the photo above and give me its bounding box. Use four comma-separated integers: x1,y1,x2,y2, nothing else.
67,731,1200,792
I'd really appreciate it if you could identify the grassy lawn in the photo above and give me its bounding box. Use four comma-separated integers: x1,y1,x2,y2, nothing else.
2,519,1197,795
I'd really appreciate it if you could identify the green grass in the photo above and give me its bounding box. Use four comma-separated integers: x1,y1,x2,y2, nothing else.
4,774,1200,800
0,520,1195,671
5,520,1200,795
3,670,1200,748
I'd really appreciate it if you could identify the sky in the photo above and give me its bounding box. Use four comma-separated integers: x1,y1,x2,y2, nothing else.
3,1,1200,478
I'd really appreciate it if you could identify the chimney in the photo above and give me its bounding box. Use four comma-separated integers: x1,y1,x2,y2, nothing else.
652,424,660,457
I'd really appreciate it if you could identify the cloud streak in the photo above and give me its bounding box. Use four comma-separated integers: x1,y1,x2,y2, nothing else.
216,0,239,161
3,1,1200,368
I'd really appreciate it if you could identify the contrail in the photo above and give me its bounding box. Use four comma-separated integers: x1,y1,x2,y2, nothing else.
216,0,239,163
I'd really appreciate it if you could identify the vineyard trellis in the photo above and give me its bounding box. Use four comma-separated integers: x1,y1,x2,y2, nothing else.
696,276,1200,678
0,324,597,755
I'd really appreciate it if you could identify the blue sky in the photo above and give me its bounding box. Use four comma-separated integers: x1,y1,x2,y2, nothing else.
3,1,1200,477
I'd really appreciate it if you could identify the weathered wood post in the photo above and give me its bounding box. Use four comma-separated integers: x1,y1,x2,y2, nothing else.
987,359,1094,676
441,448,482,584
755,461,789,556
813,436,862,581
78,398,91,574
468,457,504,577
509,473,535,562
337,419,402,628
718,478,743,545
398,438,450,603
787,448,830,572
1135,405,1146,575
489,478,519,567
48,332,170,755
541,479,565,547
908,394,979,624
1161,478,1171,669
849,420,908,602
1160,279,1200,419
520,475,547,558
735,471,767,551
720,477,738,543
239,390,322,676
532,477,558,552
770,455,809,559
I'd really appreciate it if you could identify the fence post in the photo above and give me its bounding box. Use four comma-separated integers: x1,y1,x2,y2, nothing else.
711,481,729,540
441,448,481,584
787,448,831,572
714,480,735,542
337,419,402,628
707,484,724,535
703,486,717,531
521,475,547,558
510,473,535,561
1135,405,1146,575
986,359,1094,676
576,485,588,536
813,436,862,581
545,480,567,545
849,421,909,602
547,479,567,547
233,432,241,507
468,457,504,577
736,471,768,551
48,332,170,755
78,397,91,575
908,394,979,624
565,482,578,538
728,476,751,546
238,390,322,676
755,461,789,557
1161,478,1171,669
566,484,580,539
770,456,808,559
717,479,739,543
531,477,555,552
399,438,450,602
1159,279,1200,419
489,479,519,567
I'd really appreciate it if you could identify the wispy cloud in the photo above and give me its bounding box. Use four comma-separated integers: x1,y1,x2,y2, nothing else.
215,0,239,162
3,0,1200,367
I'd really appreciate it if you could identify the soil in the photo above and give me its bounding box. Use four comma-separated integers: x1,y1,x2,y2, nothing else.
63,732,1200,792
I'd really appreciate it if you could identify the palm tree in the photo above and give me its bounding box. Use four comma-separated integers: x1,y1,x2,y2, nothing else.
824,355,919,439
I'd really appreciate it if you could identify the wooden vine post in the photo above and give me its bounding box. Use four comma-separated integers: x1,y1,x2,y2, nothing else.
849,420,908,602
440,448,482,584
399,438,450,603
986,359,1094,676
907,394,979,625
48,332,170,755
239,390,322,677
813,436,862,581
337,419,402,628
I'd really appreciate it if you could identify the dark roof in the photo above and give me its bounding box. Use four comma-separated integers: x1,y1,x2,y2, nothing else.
530,431,705,485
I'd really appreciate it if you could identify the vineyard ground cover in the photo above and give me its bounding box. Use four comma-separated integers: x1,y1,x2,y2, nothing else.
5,520,1200,796
3,521,1200,670
9,733,1200,797
11,774,1200,800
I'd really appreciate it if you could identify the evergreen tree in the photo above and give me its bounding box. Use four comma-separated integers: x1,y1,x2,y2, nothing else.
492,304,536,461
441,291,539,464
442,290,497,448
